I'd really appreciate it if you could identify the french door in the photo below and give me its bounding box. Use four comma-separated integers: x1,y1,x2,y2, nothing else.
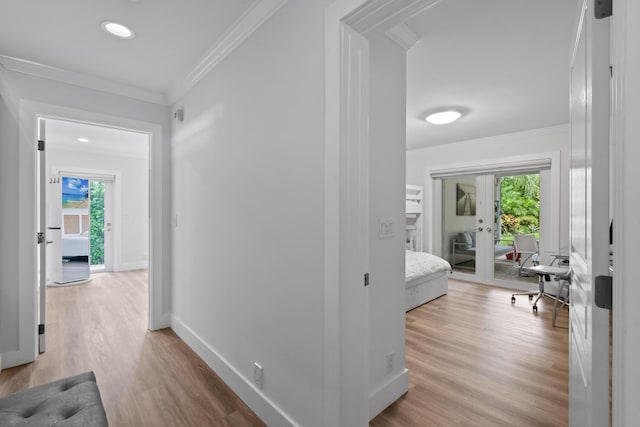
442,174,498,283
438,168,548,288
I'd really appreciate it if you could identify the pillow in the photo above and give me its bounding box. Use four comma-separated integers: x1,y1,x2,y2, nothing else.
456,232,473,249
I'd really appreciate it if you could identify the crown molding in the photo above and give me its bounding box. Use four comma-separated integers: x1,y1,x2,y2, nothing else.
167,0,289,104
385,23,420,50
0,55,170,106
344,0,441,36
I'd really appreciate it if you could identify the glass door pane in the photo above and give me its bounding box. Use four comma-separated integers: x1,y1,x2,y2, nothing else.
493,173,540,285
442,176,480,276
89,180,105,268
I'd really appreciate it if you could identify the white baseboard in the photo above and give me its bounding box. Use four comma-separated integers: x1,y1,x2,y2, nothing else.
169,315,297,427
368,368,409,421
115,261,148,272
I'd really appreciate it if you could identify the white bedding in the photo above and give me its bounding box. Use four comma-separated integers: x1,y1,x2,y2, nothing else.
405,250,451,282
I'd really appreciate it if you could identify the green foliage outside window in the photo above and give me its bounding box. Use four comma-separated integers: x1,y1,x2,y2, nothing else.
90,181,105,265
500,174,540,237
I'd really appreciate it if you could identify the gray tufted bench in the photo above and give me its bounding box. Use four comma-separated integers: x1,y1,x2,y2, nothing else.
0,371,108,426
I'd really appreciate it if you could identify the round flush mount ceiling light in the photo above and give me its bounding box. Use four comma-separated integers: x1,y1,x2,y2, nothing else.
77,137,89,142
425,110,462,125
101,21,135,39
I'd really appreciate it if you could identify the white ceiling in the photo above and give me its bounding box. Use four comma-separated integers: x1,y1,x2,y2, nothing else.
0,0,255,96
46,118,148,159
405,0,578,150
0,0,578,152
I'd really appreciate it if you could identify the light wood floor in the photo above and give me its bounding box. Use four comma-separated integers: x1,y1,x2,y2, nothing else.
371,279,569,427
0,270,264,427
0,273,567,426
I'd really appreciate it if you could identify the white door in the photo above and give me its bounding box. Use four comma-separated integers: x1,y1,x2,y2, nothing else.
442,174,496,282
103,179,114,272
569,0,610,425
37,118,47,353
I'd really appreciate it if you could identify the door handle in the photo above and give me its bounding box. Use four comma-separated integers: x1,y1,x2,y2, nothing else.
477,227,483,232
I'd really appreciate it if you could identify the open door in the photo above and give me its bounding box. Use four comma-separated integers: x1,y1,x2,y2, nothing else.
569,0,610,425
37,118,47,353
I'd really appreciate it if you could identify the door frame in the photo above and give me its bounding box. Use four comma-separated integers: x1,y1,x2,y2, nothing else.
9,100,166,369
325,0,442,424
611,0,640,424
427,152,561,290
326,0,635,424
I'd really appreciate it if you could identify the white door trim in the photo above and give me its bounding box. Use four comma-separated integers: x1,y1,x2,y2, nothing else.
9,100,167,369
325,0,441,424
611,0,640,424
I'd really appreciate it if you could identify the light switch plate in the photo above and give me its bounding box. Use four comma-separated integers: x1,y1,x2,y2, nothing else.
378,219,394,239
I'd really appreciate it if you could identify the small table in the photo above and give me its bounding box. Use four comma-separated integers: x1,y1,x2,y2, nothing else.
544,251,570,266
522,264,570,312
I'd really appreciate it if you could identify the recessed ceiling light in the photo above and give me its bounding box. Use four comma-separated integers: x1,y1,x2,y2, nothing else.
77,137,89,143
101,21,135,39
425,110,462,125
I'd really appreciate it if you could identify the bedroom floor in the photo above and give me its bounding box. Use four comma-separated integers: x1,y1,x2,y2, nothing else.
371,279,568,427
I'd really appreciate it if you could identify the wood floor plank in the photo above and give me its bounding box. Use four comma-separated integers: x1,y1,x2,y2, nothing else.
0,273,567,426
371,279,569,427
0,270,264,427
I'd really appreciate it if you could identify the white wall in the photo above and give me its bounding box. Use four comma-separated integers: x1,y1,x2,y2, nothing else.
0,87,19,354
47,148,149,271
169,1,330,425
0,67,170,361
407,125,571,257
367,34,408,419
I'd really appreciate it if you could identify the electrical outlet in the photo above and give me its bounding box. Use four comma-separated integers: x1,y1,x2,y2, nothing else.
253,363,263,390
386,352,395,374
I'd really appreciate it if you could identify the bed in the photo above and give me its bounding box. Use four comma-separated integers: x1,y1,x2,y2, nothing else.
405,250,450,311
404,184,451,311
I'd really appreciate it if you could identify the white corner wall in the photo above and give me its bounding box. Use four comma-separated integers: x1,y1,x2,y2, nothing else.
367,33,409,420
0,66,170,365
169,1,330,425
0,88,19,354
406,125,571,255
47,149,149,271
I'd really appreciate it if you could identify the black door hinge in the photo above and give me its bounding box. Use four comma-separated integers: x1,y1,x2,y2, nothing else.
37,140,45,151
38,324,45,335
364,273,369,287
37,232,45,244
595,275,612,309
595,0,612,19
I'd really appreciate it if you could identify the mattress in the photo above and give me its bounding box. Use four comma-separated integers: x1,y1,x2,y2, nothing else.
405,250,451,282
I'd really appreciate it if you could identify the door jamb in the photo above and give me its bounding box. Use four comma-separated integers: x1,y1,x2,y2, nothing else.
325,0,442,424
8,100,166,369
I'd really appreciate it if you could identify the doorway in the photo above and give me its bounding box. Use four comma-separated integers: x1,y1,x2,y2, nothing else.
37,115,150,354
442,172,543,287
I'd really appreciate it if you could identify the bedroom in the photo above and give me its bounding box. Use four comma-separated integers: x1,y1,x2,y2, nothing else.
401,0,572,301
382,0,576,424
